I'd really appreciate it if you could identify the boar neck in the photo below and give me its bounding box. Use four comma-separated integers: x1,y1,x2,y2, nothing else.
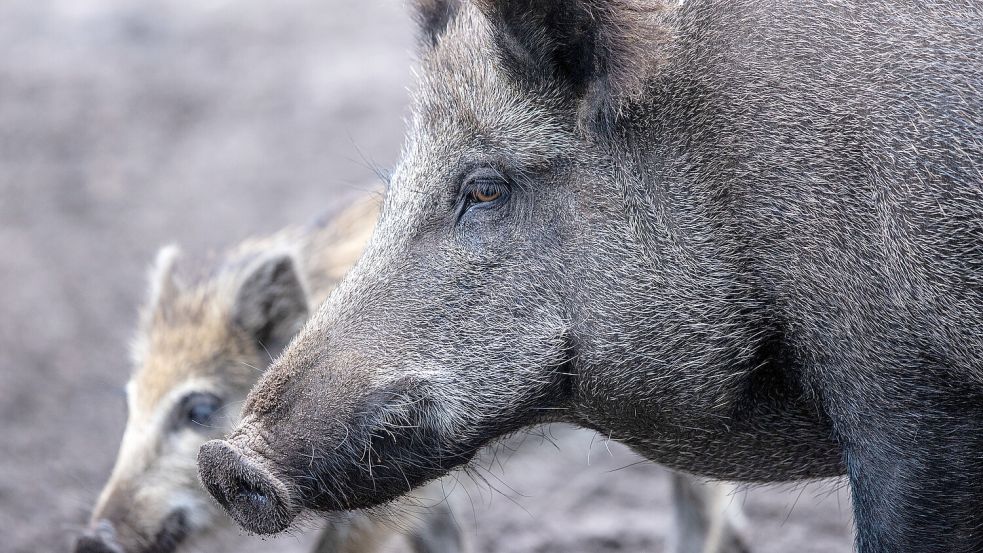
558,56,844,482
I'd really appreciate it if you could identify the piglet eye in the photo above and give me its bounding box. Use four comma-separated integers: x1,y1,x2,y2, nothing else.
176,392,222,431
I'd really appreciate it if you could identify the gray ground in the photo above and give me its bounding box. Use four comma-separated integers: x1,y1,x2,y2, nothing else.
0,1,854,552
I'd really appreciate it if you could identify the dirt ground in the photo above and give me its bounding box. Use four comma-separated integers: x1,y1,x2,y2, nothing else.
0,1,854,552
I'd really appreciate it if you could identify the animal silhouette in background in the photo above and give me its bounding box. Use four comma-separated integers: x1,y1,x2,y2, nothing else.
74,198,464,553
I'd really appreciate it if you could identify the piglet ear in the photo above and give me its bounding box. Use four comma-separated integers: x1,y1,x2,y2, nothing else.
475,0,671,129
232,253,309,360
411,0,461,48
145,244,182,320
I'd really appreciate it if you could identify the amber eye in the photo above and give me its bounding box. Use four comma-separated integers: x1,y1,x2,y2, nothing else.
474,188,500,202
471,179,504,203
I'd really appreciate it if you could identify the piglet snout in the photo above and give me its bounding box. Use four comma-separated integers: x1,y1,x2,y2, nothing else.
73,520,124,553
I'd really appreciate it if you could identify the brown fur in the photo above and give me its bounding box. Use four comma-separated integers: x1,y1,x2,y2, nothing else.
77,195,463,553
127,196,379,415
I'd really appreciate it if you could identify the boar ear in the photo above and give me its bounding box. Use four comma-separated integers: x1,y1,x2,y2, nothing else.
232,252,309,361
145,244,182,318
476,0,671,129
411,0,461,47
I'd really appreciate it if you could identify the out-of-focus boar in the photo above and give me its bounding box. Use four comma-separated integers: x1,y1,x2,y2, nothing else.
74,198,464,553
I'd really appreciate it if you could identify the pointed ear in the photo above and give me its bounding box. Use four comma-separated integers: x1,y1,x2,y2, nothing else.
475,0,671,129
231,253,309,360
411,0,461,47
145,245,182,318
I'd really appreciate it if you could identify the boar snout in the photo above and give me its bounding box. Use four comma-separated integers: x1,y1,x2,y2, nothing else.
197,439,299,535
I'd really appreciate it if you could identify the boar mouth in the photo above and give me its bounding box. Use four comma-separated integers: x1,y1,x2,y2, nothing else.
198,379,487,527
197,439,300,534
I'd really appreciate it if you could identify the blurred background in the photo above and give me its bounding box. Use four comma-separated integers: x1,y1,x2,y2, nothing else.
0,1,853,552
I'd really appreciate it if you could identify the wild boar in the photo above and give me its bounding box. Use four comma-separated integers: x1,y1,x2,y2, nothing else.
199,1,983,551
73,198,464,553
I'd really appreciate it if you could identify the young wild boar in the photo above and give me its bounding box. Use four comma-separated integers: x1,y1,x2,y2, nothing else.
198,1,983,552
73,198,465,553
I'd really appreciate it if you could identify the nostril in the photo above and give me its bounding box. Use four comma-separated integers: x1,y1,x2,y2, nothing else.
197,439,299,535
235,479,270,509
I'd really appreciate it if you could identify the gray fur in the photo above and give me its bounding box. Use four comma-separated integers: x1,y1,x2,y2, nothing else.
199,1,983,551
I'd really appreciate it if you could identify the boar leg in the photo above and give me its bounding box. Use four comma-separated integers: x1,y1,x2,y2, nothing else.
669,473,750,553
835,387,983,553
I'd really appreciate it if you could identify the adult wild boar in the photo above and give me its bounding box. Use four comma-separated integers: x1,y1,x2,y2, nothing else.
74,198,465,553
198,1,983,552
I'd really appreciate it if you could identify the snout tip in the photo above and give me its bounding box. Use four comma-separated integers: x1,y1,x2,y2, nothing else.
197,439,299,535
73,520,123,553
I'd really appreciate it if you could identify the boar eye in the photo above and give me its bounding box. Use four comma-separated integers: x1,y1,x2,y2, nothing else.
472,179,504,203
175,392,222,431
461,168,509,214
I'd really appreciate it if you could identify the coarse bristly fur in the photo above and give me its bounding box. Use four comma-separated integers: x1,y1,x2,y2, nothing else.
198,1,983,552
74,196,466,553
